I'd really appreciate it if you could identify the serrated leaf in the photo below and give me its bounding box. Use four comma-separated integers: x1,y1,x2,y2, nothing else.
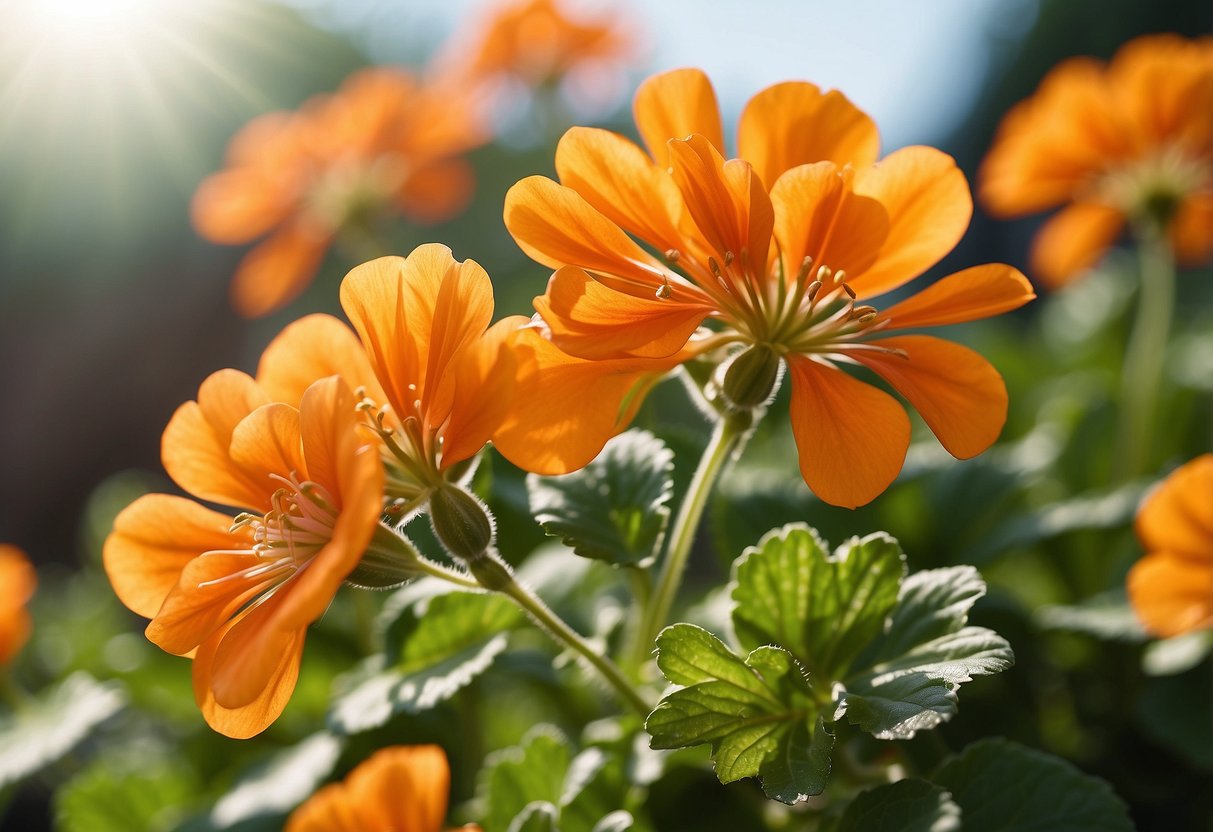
330,589,522,733
55,757,195,832
209,732,343,828
732,525,905,679
509,802,560,832
646,624,831,804
837,779,961,832
932,739,1133,831
560,748,629,832
482,727,572,832
527,429,674,566
0,672,125,788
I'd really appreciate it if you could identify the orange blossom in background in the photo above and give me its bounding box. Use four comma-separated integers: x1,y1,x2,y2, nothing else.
500,68,1035,508
0,545,36,668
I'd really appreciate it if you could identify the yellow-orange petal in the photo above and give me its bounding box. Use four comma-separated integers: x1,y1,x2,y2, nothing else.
256,314,384,407
145,552,268,656
1128,550,1213,638
1135,454,1213,559
880,264,1035,330
230,221,331,319
191,168,294,246
770,162,888,281
442,316,526,468
0,546,36,667
285,784,361,832
504,176,671,293
786,357,910,509
228,402,307,489
104,495,236,619
208,589,305,710
161,369,271,511
1029,201,1125,289
347,746,450,831
555,126,684,250
633,68,724,163
1110,34,1213,153
1171,192,1213,266
397,158,476,225
193,612,305,738
536,266,709,360
854,335,1007,460
850,146,972,299
737,81,880,188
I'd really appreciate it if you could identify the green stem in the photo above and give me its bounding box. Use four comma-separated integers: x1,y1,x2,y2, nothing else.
1116,225,1175,480
632,410,753,667
412,555,482,590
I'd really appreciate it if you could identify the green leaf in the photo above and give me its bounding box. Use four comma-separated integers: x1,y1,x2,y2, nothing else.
560,748,630,832
510,802,560,832
731,525,905,679
55,757,195,832
527,429,674,566
208,732,343,828
0,672,125,788
837,779,961,832
645,624,832,804
1035,589,1148,643
481,727,572,832
329,587,522,733
932,739,1133,831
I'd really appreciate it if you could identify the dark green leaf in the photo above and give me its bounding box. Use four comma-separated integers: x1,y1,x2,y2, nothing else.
932,739,1133,831
837,779,961,832
1035,589,1147,643
527,429,674,566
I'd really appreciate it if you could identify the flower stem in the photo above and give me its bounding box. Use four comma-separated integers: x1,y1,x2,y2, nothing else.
1116,225,1175,480
631,409,753,668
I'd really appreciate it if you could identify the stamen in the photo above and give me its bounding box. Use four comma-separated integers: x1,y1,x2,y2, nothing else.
655,278,673,300
723,251,734,267
806,280,823,302
665,248,681,263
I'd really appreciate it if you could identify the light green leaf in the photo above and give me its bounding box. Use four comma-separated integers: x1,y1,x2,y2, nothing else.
932,739,1133,831
527,429,674,566
482,727,572,832
837,779,961,832
209,732,343,828
560,748,629,832
509,802,560,832
0,672,125,789
55,757,195,832
731,525,905,679
646,624,832,804
592,811,634,832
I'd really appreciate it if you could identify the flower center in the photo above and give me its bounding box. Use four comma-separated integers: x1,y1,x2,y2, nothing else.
230,473,340,566
354,388,444,511
305,154,409,231
1095,145,1211,227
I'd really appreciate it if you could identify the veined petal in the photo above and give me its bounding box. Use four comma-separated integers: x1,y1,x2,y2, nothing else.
786,356,910,509
208,589,305,710
104,494,236,620
1030,202,1125,288
442,316,527,468
1135,455,1213,559
191,168,295,245
879,264,1035,330
1128,551,1213,638
145,552,269,656
504,176,671,293
850,146,972,298
555,126,684,250
193,612,305,738
737,81,880,188
161,369,271,511
536,267,710,360
1171,192,1213,266
853,335,1007,460
228,403,308,487
230,220,331,319
256,314,384,407
770,162,888,281
347,746,450,831
633,68,724,163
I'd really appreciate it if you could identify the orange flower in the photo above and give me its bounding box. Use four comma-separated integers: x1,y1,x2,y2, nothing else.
193,68,487,318
500,68,1035,508
981,35,1213,287
0,545,36,668
104,376,384,737
286,745,479,832
1128,454,1213,638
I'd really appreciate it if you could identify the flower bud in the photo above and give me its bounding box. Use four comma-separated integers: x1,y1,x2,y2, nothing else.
429,485,495,561
344,523,426,589
717,344,783,412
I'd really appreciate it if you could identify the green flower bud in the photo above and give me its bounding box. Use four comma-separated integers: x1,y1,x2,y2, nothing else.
429,485,495,561
718,344,783,412
344,523,426,589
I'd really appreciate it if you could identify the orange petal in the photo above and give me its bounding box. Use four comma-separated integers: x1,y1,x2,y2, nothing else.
230,220,331,319
880,264,1035,329
1128,550,1213,638
396,158,476,225
633,68,724,163
104,494,236,619
285,784,361,832
770,162,888,281
1170,192,1213,266
555,126,684,250
347,746,450,830
146,552,269,656
193,612,305,738
1109,35,1213,153
256,314,384,407
0,546,35,666
1135,454,1213,558
786,356,910,509
228,403,307,487
191,168,295,246
850,146,972,298
208,590,305,710
535,266,709,360
1029,201,1125,289
442,316,527,468
738,81,880,188
853,335,1007,459
493,328,685,475
161,369,271,511
504,176,671,294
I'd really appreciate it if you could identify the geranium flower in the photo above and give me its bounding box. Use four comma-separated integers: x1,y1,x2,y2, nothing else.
103,376,384,737
501,68,1034,508
0,545,36,668
981,35,1213,287
192,68,487,318
1128,454,1213,638
286,745,479,832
